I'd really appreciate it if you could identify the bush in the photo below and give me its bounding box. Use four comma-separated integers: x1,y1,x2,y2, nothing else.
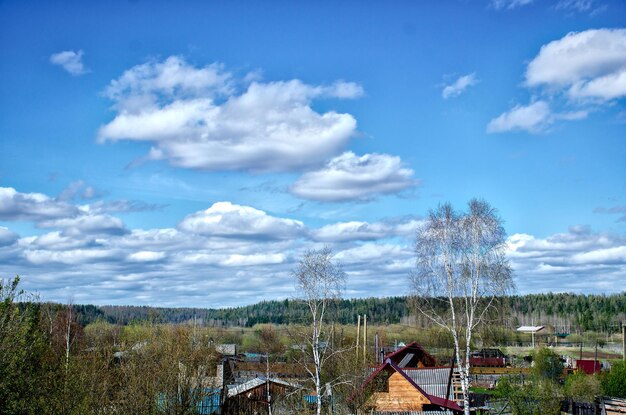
532,347,563,381
601,360,626,398
564,371,600,402
495,376,562,415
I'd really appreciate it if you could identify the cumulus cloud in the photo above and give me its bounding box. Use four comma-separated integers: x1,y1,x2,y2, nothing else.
507,226,626,292
311,218,421,242
526,28,626,101
24,248,121,265
486,101,587,133
489,28,625,133
0,186,129,236
3,186,624,306
491,0,534,10
487,101,551,133
0,227,18,247
128,251,166,262
39,214,127,236
220,253,285,267
50,50,87,76
0,187,79,222
290,152,418,202
178,201,306,240
98,56,362,172
442,73,478,99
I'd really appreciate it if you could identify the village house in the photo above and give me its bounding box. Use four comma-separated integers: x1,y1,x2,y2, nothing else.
351,342,463,414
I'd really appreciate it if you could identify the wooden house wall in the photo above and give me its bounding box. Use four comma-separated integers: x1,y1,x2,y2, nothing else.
367,372,430,412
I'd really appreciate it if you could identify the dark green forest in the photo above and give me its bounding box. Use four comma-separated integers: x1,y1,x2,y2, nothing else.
48,292,626,332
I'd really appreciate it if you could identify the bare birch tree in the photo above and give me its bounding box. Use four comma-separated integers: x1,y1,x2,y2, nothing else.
293,247,346,415
411,199,512,415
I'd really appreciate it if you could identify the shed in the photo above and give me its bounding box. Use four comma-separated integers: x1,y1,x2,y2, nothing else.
224,377,300,415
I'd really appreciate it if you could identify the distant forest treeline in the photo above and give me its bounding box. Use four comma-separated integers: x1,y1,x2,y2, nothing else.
48,292,626,332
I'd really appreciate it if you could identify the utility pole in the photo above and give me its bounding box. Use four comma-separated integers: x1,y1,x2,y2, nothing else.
579,340,583,361
356,315,361,359
595,342,598,373
622,324,625,361
375,332,379,364
363,314,367,364
266,353,272,415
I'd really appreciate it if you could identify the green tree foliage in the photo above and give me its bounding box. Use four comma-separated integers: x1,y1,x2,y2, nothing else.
38,292,624,334
531,347,564,382
495,376,562,415
0,276,48,414
601,360,626,398
564,371,600,403
1,276,222,415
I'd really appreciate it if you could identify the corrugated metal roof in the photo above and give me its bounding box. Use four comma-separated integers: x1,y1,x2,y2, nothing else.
403,368,453,399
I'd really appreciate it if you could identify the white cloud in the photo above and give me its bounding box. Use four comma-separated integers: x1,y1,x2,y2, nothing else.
50,50,87,76
24,248,121,265
178,201,306,240
3,186,624,307
0,227,18,247
490,28,624,133
220,253,285,266
19,231,92,251
442,73,478,99
0,186,129,236
487,101,589,133
571,246,626,264
335,243,409,265
39,214,127,236
98,57,361,172
290,152,417,202
0,187,79,221
507,227,626,292
128,251,166,262
491,0,534,10
312,218,421,242
526,28,626,101
105,57,232,108
486,101,552,133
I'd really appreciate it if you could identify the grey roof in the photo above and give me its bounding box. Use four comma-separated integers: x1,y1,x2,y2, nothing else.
403,367,453,399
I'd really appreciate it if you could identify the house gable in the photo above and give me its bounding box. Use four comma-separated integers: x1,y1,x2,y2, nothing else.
367,371,431,412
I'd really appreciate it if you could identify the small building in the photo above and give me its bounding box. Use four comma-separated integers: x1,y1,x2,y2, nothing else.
352,360,462,414
224,377,301,415
516,325,545,348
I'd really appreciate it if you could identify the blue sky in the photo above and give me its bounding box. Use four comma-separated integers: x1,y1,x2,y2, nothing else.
1,0,625,307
